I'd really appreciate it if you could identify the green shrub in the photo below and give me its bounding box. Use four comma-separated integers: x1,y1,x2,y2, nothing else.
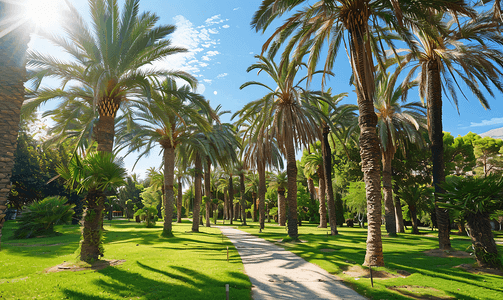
134,206,158,228
13,196,75,239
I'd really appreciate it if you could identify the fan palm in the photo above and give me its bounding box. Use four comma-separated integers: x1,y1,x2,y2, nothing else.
268,170,288,226
393,10,503,249
116,77,211,237
235,53,323,239
25,0,195,154
251,0,473,266
58,151,126,262
374,71,426,236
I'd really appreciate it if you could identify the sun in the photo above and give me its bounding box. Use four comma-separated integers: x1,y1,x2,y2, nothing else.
24,0,65,31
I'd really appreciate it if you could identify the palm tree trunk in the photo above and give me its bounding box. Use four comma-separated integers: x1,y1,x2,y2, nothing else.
349,19,384,266
410,206,419,234
427,59,451,250
0,9,31,250
307,178,317,221
382,149,397,236
394,193,405,233
258,163,266,230
240,173,247,225
205,158,211,227
318,169,327,228
278,189,286,226
285,132,298,239
322,127,338,235
467,212,500,268
80,190,105,262
192,155,202,232
162,147,175,236
96,101,117,153
229,175,234,225
177,176,183,223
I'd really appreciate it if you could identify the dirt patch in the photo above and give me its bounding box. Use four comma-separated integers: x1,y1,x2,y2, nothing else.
45,259,125,273
453,264,503,276
342,265,409,279
423,249,472,258
388,285,455,300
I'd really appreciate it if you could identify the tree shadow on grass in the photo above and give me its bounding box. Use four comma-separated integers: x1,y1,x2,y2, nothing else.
62,261,251,300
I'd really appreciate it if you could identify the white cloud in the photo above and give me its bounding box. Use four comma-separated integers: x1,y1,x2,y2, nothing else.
213,91,218,95
222,25,230,29
469,117,503,127
208,28,219,34
206,51,220,56
203,79,212,84
199,62,209,67
216,73,228,79
249,52,254,54
197,84,206,94
205,15,225,25
233,7,240,11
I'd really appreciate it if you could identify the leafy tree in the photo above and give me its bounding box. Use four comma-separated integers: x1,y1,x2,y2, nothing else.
439,175,503,269
443,133,476,176
13,196,75,239
268,170,288,226
473,137,503,177
343,182,367,228
397,185,433,234
134,206,158,228
117,176,144,219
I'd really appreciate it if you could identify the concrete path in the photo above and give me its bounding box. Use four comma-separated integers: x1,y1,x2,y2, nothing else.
217,226,367,300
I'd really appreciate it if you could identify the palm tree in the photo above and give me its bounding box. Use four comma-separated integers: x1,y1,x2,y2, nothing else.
146,167,164,218
116,77,211,236
175,168,190,223
251,0,473,266
58,151,126,262
245,172,260,222
236,53,323,239
394,11,503,249
374,71,426,236
304,148,327,228
26,0,194,154
268,170,288,226
0,1,33,249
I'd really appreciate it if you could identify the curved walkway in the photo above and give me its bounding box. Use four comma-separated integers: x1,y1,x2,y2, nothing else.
217,226,367,300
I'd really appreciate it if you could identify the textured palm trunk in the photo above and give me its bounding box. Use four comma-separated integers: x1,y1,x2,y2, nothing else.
278,189,286,226
96,98,119,153
382,149,397,236
285,132,298,239
162,147,175,236
177,176,183,223
204,158,212,227
0,10,31,250
410,205,419,234
258,162,266,230
427,59,451,250
322,127,338,235
394,192,405,233
80,190,105,262
240,173,247,225
318,168,327,228
466,212,500,268
252,192,258,222
229,175,234,225
349,17,384,266
192,156,203,232
307,178,317,221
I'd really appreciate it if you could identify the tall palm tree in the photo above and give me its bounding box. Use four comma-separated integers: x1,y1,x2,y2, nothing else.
394,10,503,249
236,53,323,239
26,0,194,154
251,0,473,266
268,170,288,226
0,1,33,249
116,77,211,236
245,172,260,222
58,151,126,262
374,71,426,236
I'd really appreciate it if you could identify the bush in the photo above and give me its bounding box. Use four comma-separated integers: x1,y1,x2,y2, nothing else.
13,196,75,239
134,206,158,228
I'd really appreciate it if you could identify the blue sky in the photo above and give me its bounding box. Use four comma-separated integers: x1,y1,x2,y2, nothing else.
26,0,503,178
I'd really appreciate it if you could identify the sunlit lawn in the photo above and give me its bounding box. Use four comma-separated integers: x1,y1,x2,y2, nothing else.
228,219,503,300
0,220,251,300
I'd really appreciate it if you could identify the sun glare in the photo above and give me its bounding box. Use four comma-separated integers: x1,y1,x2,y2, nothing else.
25,0,64,31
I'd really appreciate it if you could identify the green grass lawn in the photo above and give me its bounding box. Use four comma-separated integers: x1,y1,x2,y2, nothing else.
228,219,503,300
0,219,251,300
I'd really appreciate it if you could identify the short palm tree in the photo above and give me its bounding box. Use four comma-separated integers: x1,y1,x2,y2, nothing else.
374,71,426,236
304,148,327,228
268,170,288,226
394,10,503,249
116,77,211,237
58,151,126,262
235,53,323,239
251,0,473,266
26,0,194,153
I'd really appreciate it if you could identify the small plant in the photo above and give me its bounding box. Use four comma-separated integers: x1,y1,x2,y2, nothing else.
134,206,158,228
13,196,75,239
